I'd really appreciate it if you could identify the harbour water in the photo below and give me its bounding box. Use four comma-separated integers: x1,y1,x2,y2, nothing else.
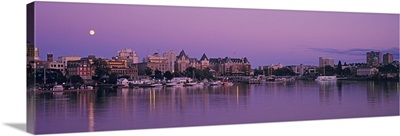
28,80,399,134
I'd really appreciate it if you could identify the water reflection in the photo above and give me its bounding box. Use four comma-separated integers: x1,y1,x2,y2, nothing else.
317,81,335,104
30,81,399,134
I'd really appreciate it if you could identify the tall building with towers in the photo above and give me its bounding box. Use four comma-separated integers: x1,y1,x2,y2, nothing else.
319,57,334,67
383,53,393,65
27,42,39,63
366,51,380,66
117,49,139,65
163,50,177,73
47,53,53,62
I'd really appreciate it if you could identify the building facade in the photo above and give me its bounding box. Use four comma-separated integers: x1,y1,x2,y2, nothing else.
175,50,190,73
137,62,168,76
383,53,393,65
366,51,380,66
138,53,169,76
163,50,177,73
67,60,94,80
126,67,139,80
45,61,65,75
58,56,82,73
27,42,39,64
357,68,379,76
199,53,210,70
117,49,139,65
319,57,334,67
46,53,54,62
144,53,167,63
209,57,251,76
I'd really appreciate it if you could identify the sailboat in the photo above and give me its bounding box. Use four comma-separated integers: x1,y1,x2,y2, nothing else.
315,66,337,82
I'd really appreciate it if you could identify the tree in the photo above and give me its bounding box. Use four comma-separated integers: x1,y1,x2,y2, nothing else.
164,71,173,80
336,60,343,76
184,67,196,78
92,58,110,81
144,67,153,76
107,73,118,84
194,69,204,80
36,69,66,85
174,71,184,77
318,66,335,76
68,75,84,84
343,67,352,76
202,68,214,79
118,75,130,79
378,64,398,74
27,64,34,87
253,69,265,76
154,69,163,79
273,67,295,76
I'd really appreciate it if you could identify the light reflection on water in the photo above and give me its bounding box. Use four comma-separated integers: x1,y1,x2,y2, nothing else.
29,80,399,134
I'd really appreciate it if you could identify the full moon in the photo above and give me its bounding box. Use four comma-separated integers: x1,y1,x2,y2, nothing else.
89,29,95,35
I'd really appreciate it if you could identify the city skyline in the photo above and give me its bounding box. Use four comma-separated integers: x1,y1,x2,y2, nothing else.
32,2,399,67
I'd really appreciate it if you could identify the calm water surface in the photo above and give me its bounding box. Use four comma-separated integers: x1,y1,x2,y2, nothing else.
28,80,399,134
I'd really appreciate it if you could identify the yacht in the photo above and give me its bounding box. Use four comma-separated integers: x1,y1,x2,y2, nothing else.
315,76,337,82
151,83,163,87
222,82,234,86
52,85,64,91
209,81,222,86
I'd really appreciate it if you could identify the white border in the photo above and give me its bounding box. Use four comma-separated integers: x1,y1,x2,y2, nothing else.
0,0,399,136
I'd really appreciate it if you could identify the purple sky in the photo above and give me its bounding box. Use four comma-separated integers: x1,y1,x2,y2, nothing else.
33,2,399,67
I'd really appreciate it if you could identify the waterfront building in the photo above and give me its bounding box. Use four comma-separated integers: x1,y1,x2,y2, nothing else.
209,57,251,76
110,66,139,80
108,59,128,77
143,53,167,63
175,50,191,73
111,68,127,77
108,59,127,68
27,42,39,64
366,51,380,66
356,68,379,76
44,61,65,75
126,67,139,80
34,60,45,69
137,62,168,76
287,65,300,75
58,56,82,73
269,63,283,70
189,58,201,69
319,57,334,67
67,60,94,81
80,55,96,65
304,66,319,75
47,53,53,62
163,50,177,73
138,53,168,75
383,53,393,65
117,49,139,65
287,64,317,76
199,53,210,70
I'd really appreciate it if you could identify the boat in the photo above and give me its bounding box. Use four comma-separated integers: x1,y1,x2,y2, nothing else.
52,85,64,91
221,78,234,86
195,82,205,87
165,82,177,87
222,82,234,86
184,82,197,86
209,81,222,86
86,86,94,90
315,76,337,82
173,82,184,87
151,83,163,87
316,64,337,82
